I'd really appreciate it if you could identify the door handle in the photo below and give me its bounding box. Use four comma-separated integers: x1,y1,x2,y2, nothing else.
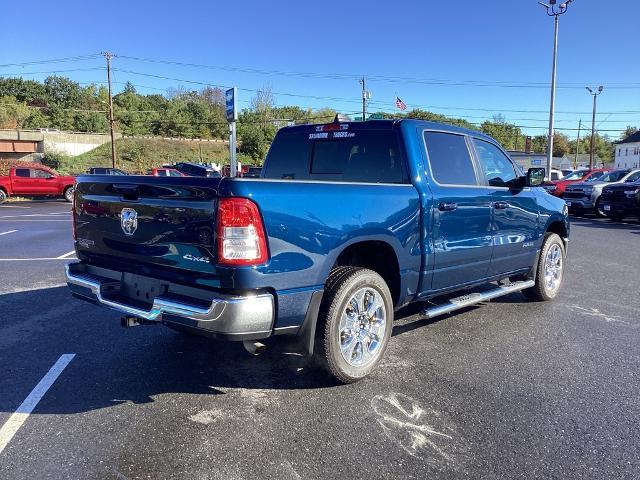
493,201,510,209
438,202,457,211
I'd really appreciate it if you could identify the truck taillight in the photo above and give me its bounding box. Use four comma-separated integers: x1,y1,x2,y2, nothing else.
217,198,268,266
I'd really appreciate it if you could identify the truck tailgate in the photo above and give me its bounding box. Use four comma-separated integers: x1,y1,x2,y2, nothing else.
74,175,222,276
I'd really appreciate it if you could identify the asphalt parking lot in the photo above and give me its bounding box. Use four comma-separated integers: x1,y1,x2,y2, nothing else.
0,201,639,479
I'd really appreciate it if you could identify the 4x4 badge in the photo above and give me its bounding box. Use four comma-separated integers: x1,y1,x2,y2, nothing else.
121,208,138,236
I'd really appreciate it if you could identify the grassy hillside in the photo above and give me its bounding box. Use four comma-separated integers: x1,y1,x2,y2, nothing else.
59,138,230,174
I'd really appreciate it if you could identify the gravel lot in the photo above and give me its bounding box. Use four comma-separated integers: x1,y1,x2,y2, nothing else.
1,201,639,479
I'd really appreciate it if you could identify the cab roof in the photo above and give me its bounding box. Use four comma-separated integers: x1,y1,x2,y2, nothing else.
278,118,496,143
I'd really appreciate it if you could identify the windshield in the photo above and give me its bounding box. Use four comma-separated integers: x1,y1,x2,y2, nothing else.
586,171,605,181
563,171,587,180
594,170,628,182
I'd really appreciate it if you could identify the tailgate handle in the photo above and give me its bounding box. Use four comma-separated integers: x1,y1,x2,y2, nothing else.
113,184,139,200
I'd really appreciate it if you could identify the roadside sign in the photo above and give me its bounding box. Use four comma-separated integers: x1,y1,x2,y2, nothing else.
225,87,237,122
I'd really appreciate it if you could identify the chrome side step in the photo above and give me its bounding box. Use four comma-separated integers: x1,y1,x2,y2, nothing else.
420,280,535,319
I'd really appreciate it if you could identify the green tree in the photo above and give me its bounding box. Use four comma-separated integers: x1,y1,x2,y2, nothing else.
480,120,523,150
238,123,267,161
620,126,638,140
0,96,31,128
552,132,571,157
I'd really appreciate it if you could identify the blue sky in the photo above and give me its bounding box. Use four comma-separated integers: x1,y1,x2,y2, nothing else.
1,0,639,138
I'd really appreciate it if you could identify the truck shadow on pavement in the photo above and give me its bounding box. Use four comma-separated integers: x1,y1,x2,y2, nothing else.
0,285,536,415
0,286,344,416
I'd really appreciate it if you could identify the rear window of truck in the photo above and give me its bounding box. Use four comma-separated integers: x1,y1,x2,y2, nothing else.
263,128,406,184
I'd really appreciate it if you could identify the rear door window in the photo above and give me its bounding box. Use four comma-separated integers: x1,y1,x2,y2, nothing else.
15,168,30,177
423,131,478,185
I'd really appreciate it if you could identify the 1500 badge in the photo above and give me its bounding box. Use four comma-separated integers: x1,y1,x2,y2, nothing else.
183,254,210,264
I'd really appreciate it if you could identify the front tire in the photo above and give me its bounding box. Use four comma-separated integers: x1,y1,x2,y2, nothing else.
594,198,604,218
63,186,74,203
316,267,393,383
523,232,565,302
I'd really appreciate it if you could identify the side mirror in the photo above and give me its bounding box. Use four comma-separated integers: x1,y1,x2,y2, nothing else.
527,168,545,187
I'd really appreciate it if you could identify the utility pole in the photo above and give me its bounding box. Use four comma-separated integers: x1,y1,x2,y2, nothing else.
360,77,366,121
538,0,575,178
586,86,603,169
102,51,117,168
573,119,581,169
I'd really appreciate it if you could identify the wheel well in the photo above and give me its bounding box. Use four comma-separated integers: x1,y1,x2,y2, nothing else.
333,241,401,306
546,220,568,239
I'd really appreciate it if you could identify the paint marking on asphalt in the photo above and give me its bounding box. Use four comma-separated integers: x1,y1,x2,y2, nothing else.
0,214,70,219
55,250,76,259
0,257,77,261
0,220,71,222
0,354,75,454
0,283,67,295
0,205,31,209
0,230,18,236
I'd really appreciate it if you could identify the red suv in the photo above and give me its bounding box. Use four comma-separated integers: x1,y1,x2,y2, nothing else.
542,169,608,197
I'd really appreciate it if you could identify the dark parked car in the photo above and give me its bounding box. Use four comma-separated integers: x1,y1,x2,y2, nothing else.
599,181,640,221
243,166,262,178
563,169,640,216
173,162,221,178
66,119,569,383
87,167,127,175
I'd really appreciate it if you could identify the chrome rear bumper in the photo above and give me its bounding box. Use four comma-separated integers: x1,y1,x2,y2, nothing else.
65,262,275,339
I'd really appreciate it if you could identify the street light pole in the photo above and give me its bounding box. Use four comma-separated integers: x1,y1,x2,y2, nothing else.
586,86,603,169
538,0,574,178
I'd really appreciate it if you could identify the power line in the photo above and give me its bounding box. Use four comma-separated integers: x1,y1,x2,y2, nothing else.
0,54,101,68
4,68,639,117
115,54,640,90
111,69,640,117
0,67,105,76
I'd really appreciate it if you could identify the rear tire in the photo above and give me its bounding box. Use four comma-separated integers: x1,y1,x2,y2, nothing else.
0,189,7,204
63,186,74,203
523,232,565,302
316,267,393,383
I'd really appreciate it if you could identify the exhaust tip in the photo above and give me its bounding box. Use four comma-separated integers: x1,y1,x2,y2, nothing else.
243,340,267,356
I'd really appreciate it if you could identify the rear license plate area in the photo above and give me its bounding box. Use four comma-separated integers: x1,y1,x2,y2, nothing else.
121,273,168,304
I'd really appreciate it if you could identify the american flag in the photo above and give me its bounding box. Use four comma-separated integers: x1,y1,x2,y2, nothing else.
395,96,407,110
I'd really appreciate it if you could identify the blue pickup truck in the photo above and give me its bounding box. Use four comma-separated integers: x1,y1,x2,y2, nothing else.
66,119,569,382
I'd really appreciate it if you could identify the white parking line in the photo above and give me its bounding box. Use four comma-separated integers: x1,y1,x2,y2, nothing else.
0,205,31,209
0,257,77,261
0,220,71,222
0,230,18,236
56,250,76,259
0,354,75,454
0,214,70,219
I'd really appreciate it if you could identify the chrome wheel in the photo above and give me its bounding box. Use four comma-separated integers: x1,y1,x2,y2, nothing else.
543,243,563,294
64,187,74,203
338,287,387,367
0,190,6,203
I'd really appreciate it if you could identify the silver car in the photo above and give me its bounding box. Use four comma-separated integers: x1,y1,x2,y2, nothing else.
563,169,640,216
